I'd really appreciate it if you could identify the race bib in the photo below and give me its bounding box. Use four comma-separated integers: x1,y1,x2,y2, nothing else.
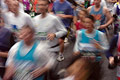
80,48,102,62
81,51,96,57
56,11,64,14
36,32,47,41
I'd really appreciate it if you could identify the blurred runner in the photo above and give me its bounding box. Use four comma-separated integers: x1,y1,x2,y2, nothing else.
60,58,91,80
2,0,34,41
73,15,108,80
3,25,55,80
0,14,15,79
52,0,73,61
87,0,113,32
33,0,67,60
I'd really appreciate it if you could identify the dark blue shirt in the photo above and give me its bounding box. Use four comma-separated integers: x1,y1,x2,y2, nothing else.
0,27,15,51
0,27,15,66
52,0,73,28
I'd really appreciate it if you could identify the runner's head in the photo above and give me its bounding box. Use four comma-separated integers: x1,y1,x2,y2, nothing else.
19,25,35,42
36,0,49,14
94,0,101,6
5,0,19,14
84,15,95,32
78,9,88,21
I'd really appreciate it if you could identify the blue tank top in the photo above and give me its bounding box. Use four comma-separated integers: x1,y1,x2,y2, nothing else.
79,30,102,61
14,41,44,80
90,6,105,25
80,30,99,43
15,41,38,61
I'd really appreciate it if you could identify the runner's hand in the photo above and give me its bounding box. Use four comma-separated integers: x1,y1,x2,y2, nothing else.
92,39,102,49
98,25,106,29
47,33,56,40
109,57,114,65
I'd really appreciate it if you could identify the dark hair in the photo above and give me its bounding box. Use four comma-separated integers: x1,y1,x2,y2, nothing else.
67,0,77,6
85,15,95,22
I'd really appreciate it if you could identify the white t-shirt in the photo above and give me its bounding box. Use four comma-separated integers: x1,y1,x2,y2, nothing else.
90,0,107,7
1,0,25,13
6,41,55,68
3,11,34,31
33,14,67,52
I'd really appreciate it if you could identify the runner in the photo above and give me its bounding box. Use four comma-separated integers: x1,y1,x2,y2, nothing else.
3,0,34,34
0,14,15,79
3,25,55,80
73,15,108,80
33,0,67,58
87,0,113,32
52,0,73,61
75,9,88,31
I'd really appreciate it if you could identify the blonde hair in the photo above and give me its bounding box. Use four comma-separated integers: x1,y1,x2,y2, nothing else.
22,25,35,34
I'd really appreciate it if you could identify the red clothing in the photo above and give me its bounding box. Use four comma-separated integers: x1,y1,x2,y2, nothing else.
49,3,53,10
91,2,95,6
75,21,86,30
118,77,120,80
118,33,120,53
118,33,120,66
33,0,38,12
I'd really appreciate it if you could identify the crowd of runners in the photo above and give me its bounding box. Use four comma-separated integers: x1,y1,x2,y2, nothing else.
0,0,120,80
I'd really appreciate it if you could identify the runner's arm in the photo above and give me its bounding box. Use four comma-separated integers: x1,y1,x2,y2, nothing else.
54,17,67,38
